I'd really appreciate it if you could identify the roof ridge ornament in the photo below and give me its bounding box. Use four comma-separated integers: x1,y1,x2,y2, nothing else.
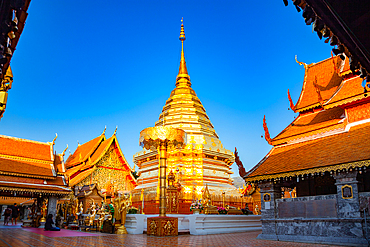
52,133,58,145
114,126,118,135
295,55,309,70
263,116,273,145
102,126,106,135
62,144,68,156
234,147,247,177
288,89,296,112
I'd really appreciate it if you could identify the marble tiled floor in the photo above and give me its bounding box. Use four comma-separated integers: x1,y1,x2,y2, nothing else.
0,228,343,247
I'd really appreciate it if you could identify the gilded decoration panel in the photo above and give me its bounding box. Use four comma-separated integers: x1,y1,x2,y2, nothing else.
76,146,134,191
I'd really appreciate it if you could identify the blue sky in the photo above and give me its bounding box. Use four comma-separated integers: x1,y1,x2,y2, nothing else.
1,1,332,177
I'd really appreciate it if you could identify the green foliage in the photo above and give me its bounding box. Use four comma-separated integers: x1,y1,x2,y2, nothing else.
132,171,139,179
128,207,138,214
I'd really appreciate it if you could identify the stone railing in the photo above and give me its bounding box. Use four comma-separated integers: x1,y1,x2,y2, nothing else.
125,214,261,235
187,214,262,235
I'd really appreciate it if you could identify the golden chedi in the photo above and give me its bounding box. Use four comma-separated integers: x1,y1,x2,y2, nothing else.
133,20,239,213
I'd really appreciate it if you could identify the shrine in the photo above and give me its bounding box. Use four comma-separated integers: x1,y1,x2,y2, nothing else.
244,55,370,245
64,128,137,196
132,20,241,214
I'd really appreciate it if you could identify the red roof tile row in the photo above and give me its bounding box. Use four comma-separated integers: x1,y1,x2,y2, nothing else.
272,107,345,145
247,122,370,179
0,157,54,177
0,135,52,161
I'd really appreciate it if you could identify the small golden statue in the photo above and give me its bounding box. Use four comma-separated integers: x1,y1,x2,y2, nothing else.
202,184,218,214
225,204,242,215
114,192,128,234
79,202,83,215
291,187,297,198
97,203,106,231
40,199,48,223
254,204,261,215
88,199,97,226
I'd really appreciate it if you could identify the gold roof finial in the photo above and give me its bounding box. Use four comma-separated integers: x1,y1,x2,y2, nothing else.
62,144,68,156
102,126,106,135
114,125,118,135
177,18,191,87
295,55,308,70
52,133,58,145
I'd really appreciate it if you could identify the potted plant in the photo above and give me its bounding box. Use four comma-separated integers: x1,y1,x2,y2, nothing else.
128,207,138,214
190,201,204,214
217,207,228,215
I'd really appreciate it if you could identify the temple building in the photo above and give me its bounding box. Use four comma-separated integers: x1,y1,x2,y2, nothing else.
64,128,137,195
132,21,239,214
244,55,370,245
0,134,70,217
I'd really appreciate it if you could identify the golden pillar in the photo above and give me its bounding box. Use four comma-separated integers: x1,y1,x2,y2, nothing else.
139,126,186,236
158,141,167,216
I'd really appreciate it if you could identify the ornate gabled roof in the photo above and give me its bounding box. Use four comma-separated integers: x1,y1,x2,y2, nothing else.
65,132,137,187
294,56,343,112
272,107,345,145
245,122,370,182
65,133,105,169
76,184,104,197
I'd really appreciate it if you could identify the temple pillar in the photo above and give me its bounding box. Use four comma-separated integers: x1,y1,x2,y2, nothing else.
47,196,58,220
334,171,360,218
256,181,280,240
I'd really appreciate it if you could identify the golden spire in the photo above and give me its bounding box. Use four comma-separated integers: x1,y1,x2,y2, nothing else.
176,18,191,87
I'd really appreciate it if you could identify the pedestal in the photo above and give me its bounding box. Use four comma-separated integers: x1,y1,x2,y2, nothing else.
21,219,32,228
147,216,178,236
38,221,45,229
116,224,128,234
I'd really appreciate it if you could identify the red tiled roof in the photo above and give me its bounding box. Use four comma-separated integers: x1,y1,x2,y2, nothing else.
272,107,345,145
0,157,54,178
295,56,343,112
65,135,105,168
324,75,366,108
0,135,52,161
246,122,370,179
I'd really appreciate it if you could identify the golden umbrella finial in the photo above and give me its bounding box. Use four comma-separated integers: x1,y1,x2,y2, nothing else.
179,17,185,41
177,18,190,86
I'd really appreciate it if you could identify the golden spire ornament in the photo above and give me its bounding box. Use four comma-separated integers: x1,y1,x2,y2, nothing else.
177,18,190,87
